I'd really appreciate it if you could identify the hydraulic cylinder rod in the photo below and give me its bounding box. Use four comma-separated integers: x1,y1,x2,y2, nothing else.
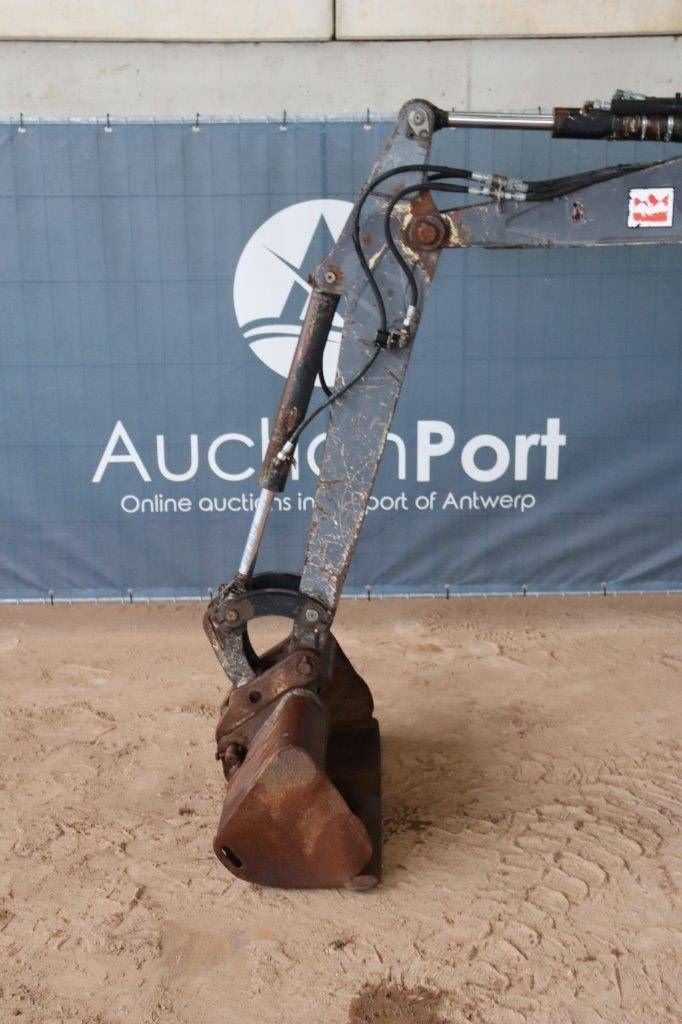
237,488,276,578
447,111,554,130
445,95,682,142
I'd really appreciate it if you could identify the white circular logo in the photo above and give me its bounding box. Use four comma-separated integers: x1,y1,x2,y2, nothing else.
233,199,352,384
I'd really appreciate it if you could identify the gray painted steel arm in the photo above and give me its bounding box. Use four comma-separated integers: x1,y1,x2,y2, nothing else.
298,138,682,618
297,101,441,614
232,94,682,629
434,158,682,250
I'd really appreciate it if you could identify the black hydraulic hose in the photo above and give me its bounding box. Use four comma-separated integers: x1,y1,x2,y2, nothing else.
384,179,470,308
318,363,333,397
278,159,654,459
351,163,474,345
526,162,651,199
278,166,474,452
382,161,662,312
267,167,471,462
281,346,381,454
317,345,333,397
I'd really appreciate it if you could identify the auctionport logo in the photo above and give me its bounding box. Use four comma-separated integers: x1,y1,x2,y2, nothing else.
233,199,352,384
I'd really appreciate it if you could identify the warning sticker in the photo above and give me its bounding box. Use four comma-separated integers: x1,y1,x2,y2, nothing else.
628,187,674,228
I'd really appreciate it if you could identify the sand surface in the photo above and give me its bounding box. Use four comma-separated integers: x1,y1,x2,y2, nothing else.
0,596,680,1024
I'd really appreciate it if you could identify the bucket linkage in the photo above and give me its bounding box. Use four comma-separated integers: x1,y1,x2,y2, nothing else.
204,572,381,889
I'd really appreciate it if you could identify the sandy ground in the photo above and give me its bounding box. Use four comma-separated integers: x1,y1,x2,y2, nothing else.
0,596,680,1024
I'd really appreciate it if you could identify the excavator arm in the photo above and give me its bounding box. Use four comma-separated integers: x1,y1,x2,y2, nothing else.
204,92,682,889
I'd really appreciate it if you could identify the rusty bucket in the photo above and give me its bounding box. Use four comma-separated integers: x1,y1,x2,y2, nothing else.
204,573,381,889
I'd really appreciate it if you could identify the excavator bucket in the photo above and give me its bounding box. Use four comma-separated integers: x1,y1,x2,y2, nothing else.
205,574,381,889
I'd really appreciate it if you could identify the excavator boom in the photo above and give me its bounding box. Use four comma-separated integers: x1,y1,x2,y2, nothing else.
204,92,682,889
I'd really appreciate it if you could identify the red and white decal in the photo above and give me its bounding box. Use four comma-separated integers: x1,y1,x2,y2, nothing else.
628,187,674,228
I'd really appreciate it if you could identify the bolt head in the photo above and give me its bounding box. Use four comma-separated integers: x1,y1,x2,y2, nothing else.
324,270,337,284
415,221,439,246
408,213,447,251
225,608,239,623
305,607,319,622
410,108,426,125
298,657,314,676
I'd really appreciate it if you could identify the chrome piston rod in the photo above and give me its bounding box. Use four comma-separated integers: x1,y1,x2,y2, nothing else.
447,111,554,130
237,487,275,578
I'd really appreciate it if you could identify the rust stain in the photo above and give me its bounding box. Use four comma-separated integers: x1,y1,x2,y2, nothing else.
410,189,437,218
348,982,448,1024
406,213,449,252
323,262,344,286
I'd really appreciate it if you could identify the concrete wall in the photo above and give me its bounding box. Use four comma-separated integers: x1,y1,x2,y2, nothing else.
0,1,333,42
1,1,679,42
338,1,682,39
1,36,680,119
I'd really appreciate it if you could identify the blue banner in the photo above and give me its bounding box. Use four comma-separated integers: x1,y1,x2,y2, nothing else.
0,121,680,599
